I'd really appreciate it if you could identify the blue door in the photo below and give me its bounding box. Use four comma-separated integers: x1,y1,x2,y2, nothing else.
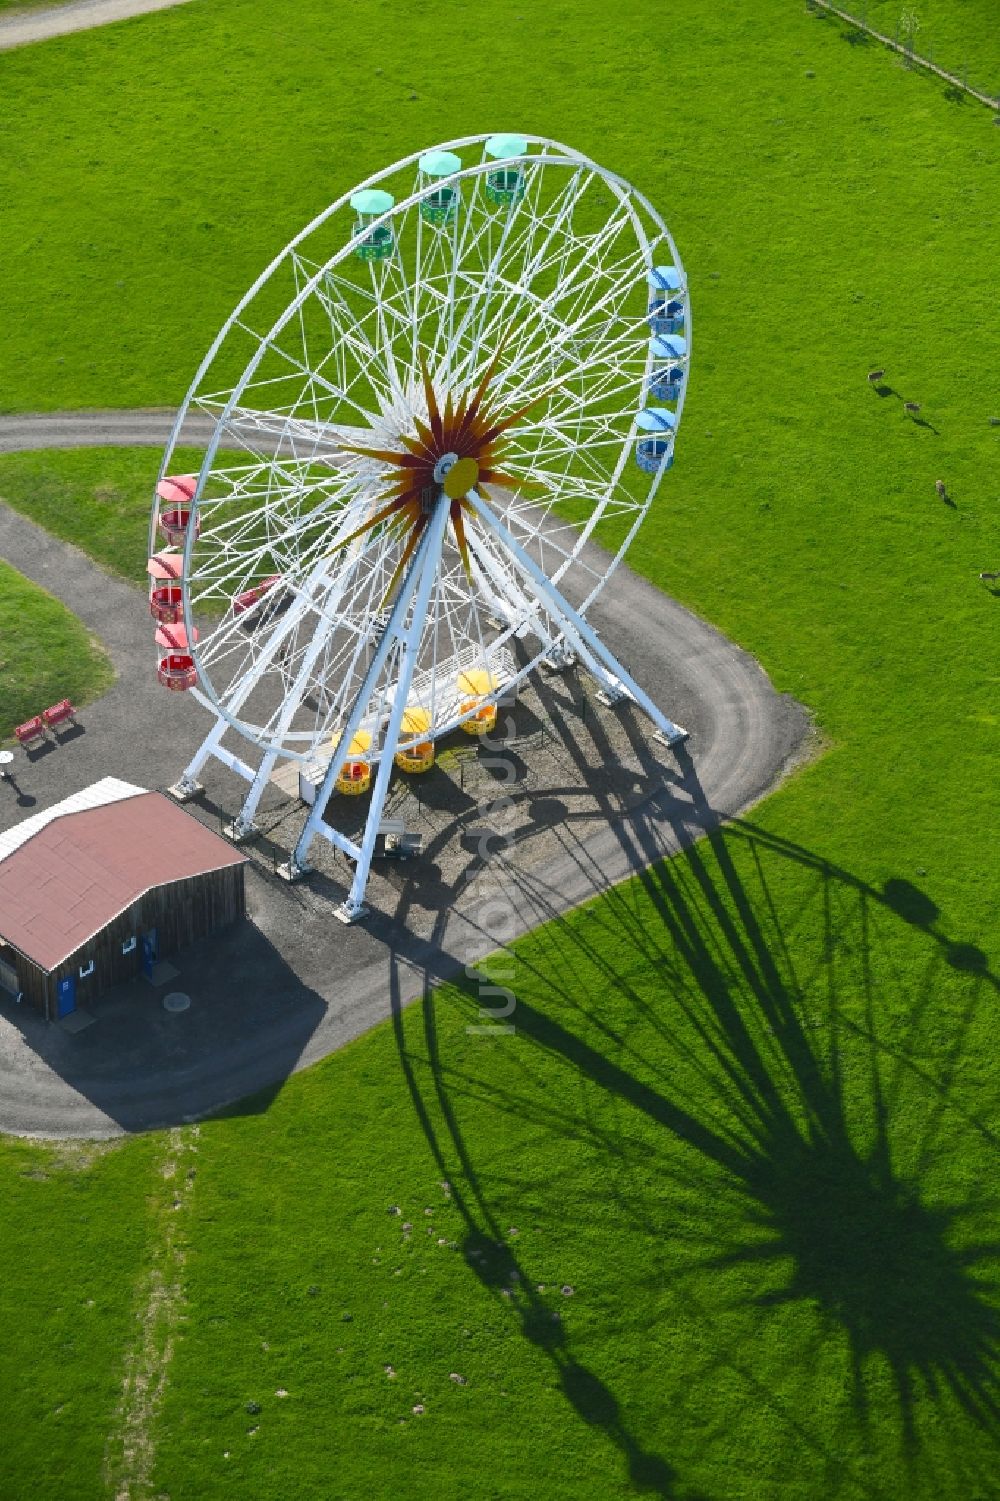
141,929,158,979
56,974,76,1018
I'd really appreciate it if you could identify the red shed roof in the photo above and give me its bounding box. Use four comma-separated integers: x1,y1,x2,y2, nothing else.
0,791,246,972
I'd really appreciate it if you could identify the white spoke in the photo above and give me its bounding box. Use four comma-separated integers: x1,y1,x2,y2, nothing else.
154,136,690,902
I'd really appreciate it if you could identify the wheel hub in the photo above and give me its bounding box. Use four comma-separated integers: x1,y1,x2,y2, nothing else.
432,451,459,483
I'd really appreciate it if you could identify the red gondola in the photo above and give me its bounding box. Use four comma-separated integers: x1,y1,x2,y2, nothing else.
156,474,198,504
149,585,183,625
158,507,202,546
233,574,283,615
147,551,184,581
157,653,197,691
154,622,199,651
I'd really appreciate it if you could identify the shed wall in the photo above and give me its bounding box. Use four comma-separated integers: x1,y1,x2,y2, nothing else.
2,864,244,1016
0,946,48,1015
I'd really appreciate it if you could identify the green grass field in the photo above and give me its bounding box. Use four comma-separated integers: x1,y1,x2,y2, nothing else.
0,1134,161,1498
154,839,1000,1501
0,0,72,12
0,561,114,740
0,0,998,1497
821,0,1000,90
0,447,206,585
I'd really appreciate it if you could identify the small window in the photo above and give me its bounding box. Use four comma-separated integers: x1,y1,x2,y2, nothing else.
122,936,136,956
79,960,95,979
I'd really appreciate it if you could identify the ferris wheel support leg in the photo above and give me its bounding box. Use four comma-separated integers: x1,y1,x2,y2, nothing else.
337,595,432,922
467,492,688,746
227,750,280,841
167,710,229,801
285,501,450,920
229,554,373,841
466,530,557,649
546,630,627,704
542,640,578,673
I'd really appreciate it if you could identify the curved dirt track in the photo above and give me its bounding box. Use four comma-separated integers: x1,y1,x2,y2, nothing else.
0,410,811,1136
0,0,194,53
0,408,215,452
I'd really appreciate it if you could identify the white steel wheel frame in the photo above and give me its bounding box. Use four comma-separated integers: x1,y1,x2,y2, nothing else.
152,135,690,915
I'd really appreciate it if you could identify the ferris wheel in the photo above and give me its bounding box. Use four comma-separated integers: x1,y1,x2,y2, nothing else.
149,134,690,921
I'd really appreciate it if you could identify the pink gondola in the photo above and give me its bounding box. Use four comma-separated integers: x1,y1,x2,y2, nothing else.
158,506,202,546
233,574,283,615
146,551,184,581
156,474,197,504
157,653,197,691
154,622,199,652
150,585,183,625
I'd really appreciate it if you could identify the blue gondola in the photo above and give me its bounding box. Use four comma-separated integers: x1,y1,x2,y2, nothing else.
648,333,687,402
647,265,685,335
485,133,528,208
419,150,462,226
349,189,396,262
635,407,677,473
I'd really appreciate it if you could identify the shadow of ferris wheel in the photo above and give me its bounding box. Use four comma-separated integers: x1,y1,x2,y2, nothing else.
387,746,1000,1497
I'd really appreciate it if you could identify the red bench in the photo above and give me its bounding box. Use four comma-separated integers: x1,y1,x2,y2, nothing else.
42,700,77,731
14,716,47,747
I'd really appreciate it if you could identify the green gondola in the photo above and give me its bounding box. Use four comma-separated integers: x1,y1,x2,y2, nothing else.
418,151,462,226
484,133,528,209
349,188,395,261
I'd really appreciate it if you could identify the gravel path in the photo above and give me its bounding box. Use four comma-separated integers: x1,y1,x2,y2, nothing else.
0,0,194,53
0,410,810,1136
0,409,212,452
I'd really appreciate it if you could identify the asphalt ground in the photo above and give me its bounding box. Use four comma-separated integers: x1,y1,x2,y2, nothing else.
0,411,811,1135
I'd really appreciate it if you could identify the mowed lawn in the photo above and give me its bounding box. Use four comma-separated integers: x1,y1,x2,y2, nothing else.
824,0,1000,86
0,1134,162,1501
0,561,113,739
0,0,77,11
0,1,998,1499
0,446,210,586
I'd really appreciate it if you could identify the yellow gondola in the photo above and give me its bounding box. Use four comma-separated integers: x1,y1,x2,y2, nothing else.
334,729,373,796
457,669,498,736
394,707,435,773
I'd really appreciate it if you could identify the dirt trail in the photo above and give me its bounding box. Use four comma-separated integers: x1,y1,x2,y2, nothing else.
103,1125,199,1501
0,0,194,54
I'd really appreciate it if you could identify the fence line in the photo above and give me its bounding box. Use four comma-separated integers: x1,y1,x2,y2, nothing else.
808,0,999,111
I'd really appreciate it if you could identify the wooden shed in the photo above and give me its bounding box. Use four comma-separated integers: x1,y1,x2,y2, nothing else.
0,778,247,1020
